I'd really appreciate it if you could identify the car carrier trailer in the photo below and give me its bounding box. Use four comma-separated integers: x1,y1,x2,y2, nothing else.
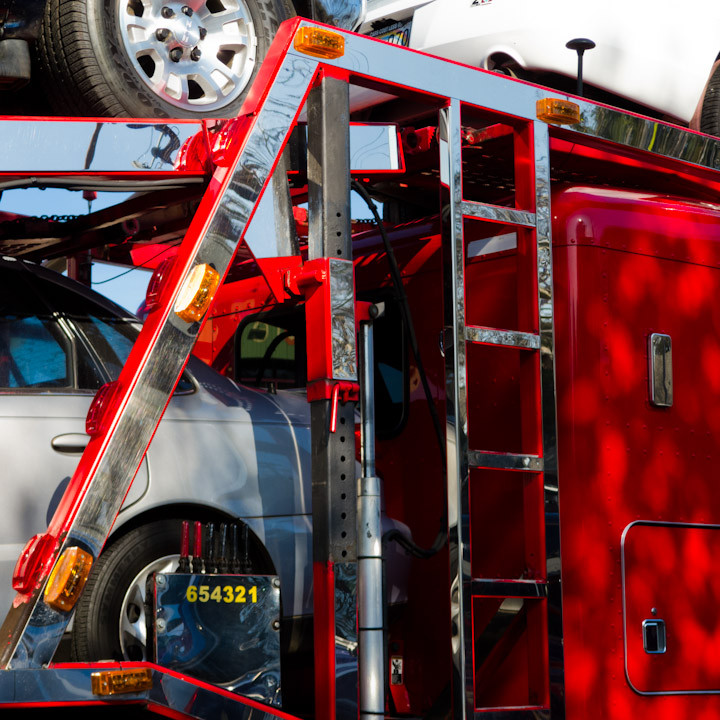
2,15,720,720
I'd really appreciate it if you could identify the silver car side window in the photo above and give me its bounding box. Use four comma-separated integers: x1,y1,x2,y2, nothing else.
0,315,71,388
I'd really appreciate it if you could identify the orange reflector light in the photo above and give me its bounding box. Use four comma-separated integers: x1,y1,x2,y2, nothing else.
91,668,153,696
174,263,220,323
44,546,93,612
294,27,345,59
536,98,581,125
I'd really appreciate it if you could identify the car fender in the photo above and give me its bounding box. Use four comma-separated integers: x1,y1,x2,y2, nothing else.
410,0,720,124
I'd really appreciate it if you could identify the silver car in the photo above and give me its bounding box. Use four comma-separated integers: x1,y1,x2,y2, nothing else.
0,255,408,665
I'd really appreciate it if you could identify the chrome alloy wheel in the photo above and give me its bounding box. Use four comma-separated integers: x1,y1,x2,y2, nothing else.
119,0,258,113
119,553,179,660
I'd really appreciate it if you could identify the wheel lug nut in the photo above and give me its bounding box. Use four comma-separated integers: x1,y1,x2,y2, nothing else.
199,27,207,40
190,46,202,61
156,28,170,41
182,5,193,15
169,47,183,62
161,6,174,18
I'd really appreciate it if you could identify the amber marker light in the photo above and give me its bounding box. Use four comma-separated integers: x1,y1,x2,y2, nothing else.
536,98,581,125
174,263,220,323
44,546,93,612
91,668,153,696
294,26,345,59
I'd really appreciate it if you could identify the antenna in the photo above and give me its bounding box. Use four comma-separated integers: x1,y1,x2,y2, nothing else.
566,38,596,97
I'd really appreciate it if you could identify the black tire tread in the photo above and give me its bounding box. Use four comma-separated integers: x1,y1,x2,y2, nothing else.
700,63,720,137
70,517,270,661
38,0,294,118
70,519,182,661
39,0,125,117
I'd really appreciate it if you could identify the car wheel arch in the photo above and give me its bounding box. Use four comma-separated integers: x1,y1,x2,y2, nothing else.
109,501,277,576
485,48,526,75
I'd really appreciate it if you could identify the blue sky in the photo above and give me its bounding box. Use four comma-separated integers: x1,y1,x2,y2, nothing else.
1,184,378,316
0,187,152,314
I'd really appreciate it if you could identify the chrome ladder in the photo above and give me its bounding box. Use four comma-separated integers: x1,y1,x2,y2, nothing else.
440,103,562,719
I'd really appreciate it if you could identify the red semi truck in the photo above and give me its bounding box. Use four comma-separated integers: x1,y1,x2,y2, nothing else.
1,16,720,720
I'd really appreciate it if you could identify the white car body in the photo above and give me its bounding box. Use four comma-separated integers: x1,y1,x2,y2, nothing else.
359,0,720,124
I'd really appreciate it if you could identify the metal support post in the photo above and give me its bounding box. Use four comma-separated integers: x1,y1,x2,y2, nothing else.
67,251,92,287
272,148,300,257
306,74,359,720
438,102,472,720
358,313,385,720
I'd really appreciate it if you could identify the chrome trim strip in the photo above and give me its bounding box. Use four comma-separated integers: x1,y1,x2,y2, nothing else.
461,201,535,228
471,579,548,598
571,104,720,171
621,520,720,696
296,20,720,175
533,118,563,716
468,451,543,471
330,259,358,381
0,665,289,718
465,326,540,350
0,120,199,173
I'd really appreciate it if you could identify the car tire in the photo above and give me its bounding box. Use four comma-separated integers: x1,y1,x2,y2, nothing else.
37,0,294,119
700,62,720,137
70,518,265,662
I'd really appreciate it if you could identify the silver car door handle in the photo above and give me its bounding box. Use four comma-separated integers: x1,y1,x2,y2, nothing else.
51,433,90,454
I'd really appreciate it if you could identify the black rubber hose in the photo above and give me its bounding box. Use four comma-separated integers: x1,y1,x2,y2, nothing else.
351,180,447,559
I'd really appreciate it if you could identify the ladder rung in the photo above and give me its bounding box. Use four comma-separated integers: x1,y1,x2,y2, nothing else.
471,579,548,598
468,451,543,471
461,200,535,228
465,326,540,349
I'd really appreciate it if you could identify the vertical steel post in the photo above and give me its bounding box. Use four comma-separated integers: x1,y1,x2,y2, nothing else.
272,149,300,257
307,75,359,720
533,119,565,717
358,315,384,720
438,101,473,720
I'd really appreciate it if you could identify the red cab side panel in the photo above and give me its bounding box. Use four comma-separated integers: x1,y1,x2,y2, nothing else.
553,185,720,718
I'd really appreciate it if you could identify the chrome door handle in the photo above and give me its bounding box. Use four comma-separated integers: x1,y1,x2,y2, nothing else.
51,433,90,454
642,618,666,654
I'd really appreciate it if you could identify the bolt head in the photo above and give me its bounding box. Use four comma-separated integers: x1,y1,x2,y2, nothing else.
272,620,280,631
169,47,183,62
190,47,202,61
156,28,170,42
199,27,207,40
182,5,193,15
161,6,175,18
272,577,280,588
156,574,166,586
156,618,167,632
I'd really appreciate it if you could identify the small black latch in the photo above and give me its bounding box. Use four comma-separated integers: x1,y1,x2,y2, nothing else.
642,618,667,654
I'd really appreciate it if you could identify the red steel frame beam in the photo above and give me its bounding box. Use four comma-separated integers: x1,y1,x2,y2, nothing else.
0,15,319,671
2,15,720,720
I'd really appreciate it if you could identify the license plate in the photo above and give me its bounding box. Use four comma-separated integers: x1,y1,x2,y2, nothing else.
372,20,412,47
